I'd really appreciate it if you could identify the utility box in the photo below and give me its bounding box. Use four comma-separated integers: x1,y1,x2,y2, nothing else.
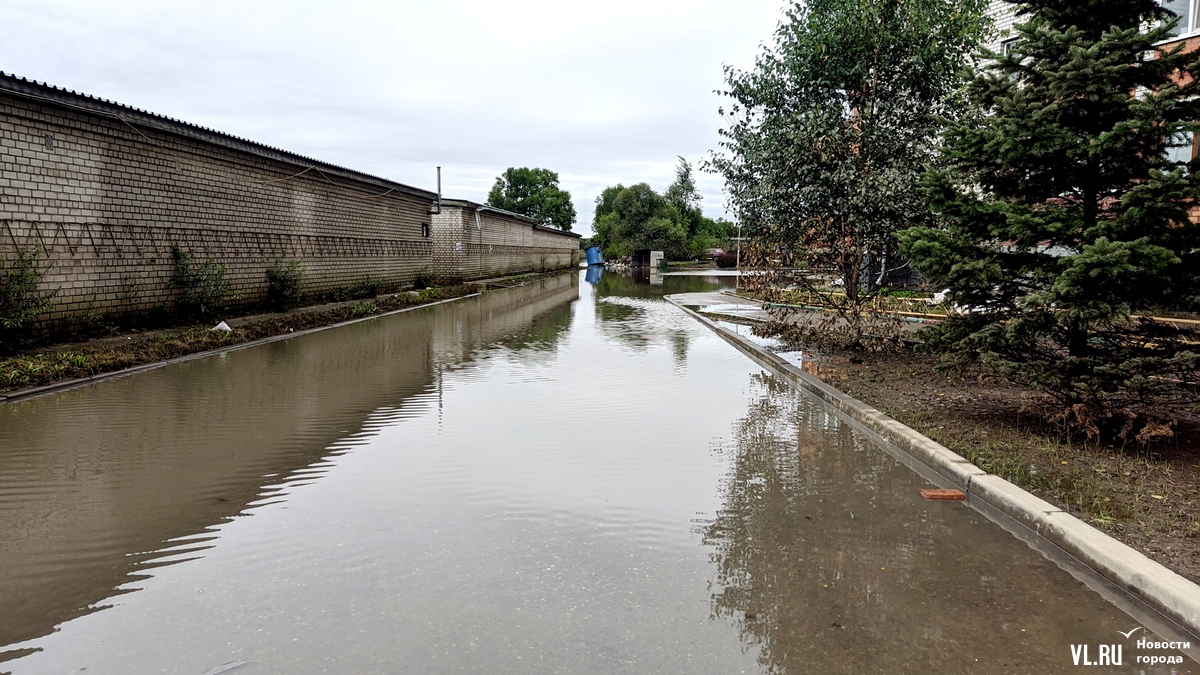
632,249,666,268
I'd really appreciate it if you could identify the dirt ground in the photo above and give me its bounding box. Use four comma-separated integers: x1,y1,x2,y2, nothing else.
801,348,1200,584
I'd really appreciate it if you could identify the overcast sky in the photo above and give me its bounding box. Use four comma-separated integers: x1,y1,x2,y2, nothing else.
2,0,786,235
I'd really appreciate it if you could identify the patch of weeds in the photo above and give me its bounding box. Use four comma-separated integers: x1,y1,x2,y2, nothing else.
2,350,89,387
266,258,304,310
348,276,384,299
413,269,436,290
0,247,59,354
349,301,378,316
900,412,1123,522
170,244,229,321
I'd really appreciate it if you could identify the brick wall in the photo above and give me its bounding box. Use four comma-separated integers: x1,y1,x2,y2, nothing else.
1,74,439,327
430,200,580,283
984,1,1019,55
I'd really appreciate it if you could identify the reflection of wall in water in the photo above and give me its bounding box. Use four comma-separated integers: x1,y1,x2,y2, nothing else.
0,275,579,651
429,272,578,365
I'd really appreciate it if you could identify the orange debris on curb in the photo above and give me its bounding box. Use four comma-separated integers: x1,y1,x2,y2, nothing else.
920,488,965,501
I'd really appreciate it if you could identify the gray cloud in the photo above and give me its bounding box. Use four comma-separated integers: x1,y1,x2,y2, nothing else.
2,0,784,234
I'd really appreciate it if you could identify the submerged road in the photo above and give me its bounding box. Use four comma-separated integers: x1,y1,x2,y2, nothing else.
0,270,1193,674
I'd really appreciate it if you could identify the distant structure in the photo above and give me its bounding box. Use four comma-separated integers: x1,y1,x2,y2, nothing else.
984,1,1200,54
0,72,579,328
982,0,1200,165
983,1,1020,55
430,199,578,283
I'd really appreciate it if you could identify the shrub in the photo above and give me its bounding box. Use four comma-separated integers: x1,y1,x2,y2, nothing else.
266,258,304,310
413,269,436,290
170,243,229,321
0,247,59,353
346,276,384,300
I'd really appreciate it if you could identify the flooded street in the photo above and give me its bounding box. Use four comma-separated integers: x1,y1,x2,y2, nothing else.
0,270,1193,674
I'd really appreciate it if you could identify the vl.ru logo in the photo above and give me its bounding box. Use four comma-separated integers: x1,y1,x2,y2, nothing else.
1070,643,1123,667
1071,626,1191,667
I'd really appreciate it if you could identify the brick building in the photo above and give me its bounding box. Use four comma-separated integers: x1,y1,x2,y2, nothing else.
430,199,580,283
985,0,1200,162
0,72,579,328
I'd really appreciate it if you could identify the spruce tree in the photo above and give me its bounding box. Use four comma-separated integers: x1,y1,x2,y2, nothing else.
899,0,1200,440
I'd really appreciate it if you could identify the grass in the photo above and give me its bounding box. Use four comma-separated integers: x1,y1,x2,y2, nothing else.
1,285,472,395
896,410,1128,523
893,407,1200,552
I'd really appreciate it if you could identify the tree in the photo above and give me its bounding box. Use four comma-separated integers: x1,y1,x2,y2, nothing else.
898,0,1200,441
591,182,689,259
486,167,577,231
592,161,736,261
667,156,700,222
708,0,988,347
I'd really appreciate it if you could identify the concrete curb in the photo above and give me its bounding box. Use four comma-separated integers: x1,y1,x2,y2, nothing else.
668,296,1200,641
0,293,480,405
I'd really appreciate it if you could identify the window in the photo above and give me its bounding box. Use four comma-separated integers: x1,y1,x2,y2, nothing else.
1161,0,1200,37
421,222,430,238
1165,130,1195,164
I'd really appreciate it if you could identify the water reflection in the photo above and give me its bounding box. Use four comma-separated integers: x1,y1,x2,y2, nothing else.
0,273,578,655
1,267,1190,674
590,271,735,363
702,374,1180,674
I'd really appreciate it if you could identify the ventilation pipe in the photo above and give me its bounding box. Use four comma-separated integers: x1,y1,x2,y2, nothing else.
435,166,442,214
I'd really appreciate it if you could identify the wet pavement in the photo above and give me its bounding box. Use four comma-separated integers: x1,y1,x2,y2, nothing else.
0,269,1193,674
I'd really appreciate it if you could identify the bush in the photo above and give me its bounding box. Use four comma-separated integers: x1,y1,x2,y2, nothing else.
346,276,384,300
413,269,436,290
0,247,59,353
266,258,304,310
170,243,229,321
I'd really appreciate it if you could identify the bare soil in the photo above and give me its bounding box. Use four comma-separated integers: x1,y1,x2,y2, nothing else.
805,349,1200,584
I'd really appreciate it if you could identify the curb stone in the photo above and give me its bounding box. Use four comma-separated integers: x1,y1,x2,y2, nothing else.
667,295,1200,644
0,293,481,405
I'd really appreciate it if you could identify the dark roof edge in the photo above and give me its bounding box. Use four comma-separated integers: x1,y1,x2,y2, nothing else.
0,71,437,201
437,198,581,238
532,223,581,238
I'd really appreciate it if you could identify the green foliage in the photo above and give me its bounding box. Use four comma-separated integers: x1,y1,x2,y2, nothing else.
591,159,735,261
486,167,577,231
898,0,1200,440
170,243,230,322
708,0,988,346
344,276,384,300
413,269,437,290
0,247,59,353
349,301,379,316
266,258,304,310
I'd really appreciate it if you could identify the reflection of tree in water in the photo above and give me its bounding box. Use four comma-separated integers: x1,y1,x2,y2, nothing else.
702,374,819,673
669,330,689,368
701,375,1106,674
593,270,734,301
592,271,734,357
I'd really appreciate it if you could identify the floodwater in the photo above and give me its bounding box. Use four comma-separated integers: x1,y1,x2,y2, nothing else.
0,269,1194,674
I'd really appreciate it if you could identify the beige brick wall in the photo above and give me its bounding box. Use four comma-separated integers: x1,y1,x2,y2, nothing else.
430,203,579,283
1,90,434,326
